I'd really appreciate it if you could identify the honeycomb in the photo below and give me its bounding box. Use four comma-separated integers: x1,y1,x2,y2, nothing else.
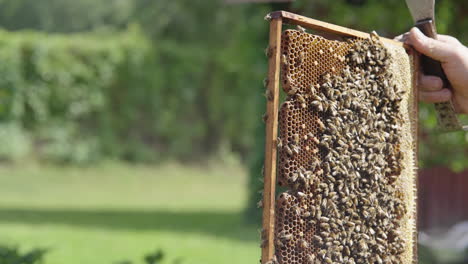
272,29,416,264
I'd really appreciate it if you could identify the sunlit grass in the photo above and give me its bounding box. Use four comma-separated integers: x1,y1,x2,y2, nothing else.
0,161,260,264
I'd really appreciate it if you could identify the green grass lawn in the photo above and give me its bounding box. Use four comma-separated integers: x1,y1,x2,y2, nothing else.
0,161,260,264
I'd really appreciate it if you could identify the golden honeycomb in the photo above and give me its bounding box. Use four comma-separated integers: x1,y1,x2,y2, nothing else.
273,29,417,264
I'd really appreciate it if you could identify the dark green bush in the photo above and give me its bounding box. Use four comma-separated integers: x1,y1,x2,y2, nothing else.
0,1,271,164
0,27,153,163
0,245,47,264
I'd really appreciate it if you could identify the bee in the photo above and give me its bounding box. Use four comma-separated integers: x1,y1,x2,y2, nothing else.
313,60,319,66
293,182,300,190
264,46,272,58
293,133,300,145
380,232,388,240
375,255,383,264
359,239,369,251
355,224,361,232
317,119,325,130
262,78,269,88
310,136,320,145
291,144,300,155
298,51,306,64
287,85,298,95
344,246,351,256
262,113,268,123
329,47,334,53
264,89,273,101
309,85,316,94
275,239,284,247
311,100,323,112
280,233,293,241
277,137,283,148
320,231,329,238
298,239,309,250
282,54,288,66
257,200,263,208
297,94,306,104
319,141,330,149
272,255,278,264
259,228,266,240
297,191,306,198
284,145,293,156
319,49,324,55
297,25,306,33
313,235,322,243
289,172,299,183
310,158,320,170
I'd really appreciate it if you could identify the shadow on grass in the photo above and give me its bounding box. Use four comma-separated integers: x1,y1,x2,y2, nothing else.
0,207,258,242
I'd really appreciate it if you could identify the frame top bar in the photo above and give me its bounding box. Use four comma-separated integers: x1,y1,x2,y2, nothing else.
269,11,405,47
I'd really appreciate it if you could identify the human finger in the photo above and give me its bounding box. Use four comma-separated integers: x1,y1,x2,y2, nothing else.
419,89,452,103
437,34,461,45
405,27,456,63
419,75,444,92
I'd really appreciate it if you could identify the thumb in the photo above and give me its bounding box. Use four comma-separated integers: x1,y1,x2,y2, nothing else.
406,27,455,63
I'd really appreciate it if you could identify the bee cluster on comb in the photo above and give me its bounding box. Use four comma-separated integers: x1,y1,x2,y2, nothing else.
261,27,416,264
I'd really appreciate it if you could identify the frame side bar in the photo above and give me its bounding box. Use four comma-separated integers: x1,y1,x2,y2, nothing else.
411,48,420,264
269,10,404,47
261,17,282,264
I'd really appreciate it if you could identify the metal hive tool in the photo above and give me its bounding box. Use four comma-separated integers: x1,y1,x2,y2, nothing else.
261,11,418,264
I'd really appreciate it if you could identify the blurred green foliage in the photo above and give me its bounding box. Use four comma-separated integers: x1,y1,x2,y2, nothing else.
0,28,155,163
0,245,47,264
0,0,134,32
0,0,270,163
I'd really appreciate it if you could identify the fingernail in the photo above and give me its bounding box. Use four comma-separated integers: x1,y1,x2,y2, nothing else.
399,32,410,42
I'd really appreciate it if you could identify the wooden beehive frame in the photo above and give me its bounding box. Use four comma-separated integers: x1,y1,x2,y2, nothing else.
261,10,419,264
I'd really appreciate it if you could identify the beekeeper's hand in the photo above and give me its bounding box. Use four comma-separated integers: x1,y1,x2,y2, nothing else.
403,27,468,114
